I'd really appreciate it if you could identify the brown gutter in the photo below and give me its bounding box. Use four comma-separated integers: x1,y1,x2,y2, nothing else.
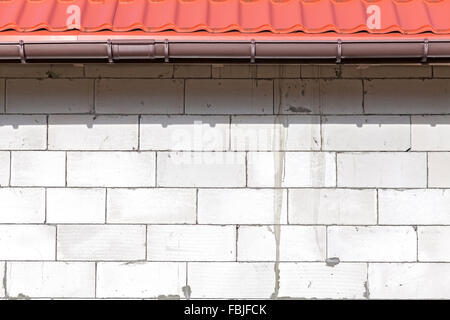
1,39,450,63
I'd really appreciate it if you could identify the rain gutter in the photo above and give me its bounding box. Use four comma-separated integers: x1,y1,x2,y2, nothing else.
0,38,450,63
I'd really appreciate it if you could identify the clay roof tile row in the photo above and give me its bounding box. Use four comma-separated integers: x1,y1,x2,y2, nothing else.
1,0,450,34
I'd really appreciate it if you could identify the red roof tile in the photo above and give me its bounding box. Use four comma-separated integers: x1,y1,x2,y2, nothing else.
1,0,450,35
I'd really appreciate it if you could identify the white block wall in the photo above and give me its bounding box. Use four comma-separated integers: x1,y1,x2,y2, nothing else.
1,63,450,299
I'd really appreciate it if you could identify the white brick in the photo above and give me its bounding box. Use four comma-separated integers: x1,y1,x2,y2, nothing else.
140,115,229,151
0,262,4,298
0,188,45,223
11,151,65,187
0,115,47,150
319,80,364,114
231,115,320,151
7,262,95,298
48,115,138,150
97,262,186,298
238,226,326,261
47,188,105,224
418,227,450,262
278,263,367,299
337,152,426,188
147,226,235,261
364,79,450,114
185,79,273,114
275,79,363,114
275,79,319,114
341,65,431,78
289,189,377,225
95,79,183,114
428,153,450,187
247,152,336,187
198,189,287,224
300,65,340,78
6,79,94,113
212,64,255,78
188,263,275,299
0,151,9,186
412,116,450,151
174,64,211,78
0,225,55,260
57,225,146,261
379,189,450,225
157,152,245,187
107,188,196,224
322,116,410,151
85,64,173,78
328,226,417,262
67,152,155,187
0,64,83,78
256,65,300,78
369,263,450,299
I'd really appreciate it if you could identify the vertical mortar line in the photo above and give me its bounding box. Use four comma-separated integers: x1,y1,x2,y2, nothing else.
319,115,323,151
3,79,6,113
416,225,419,262
376,189,379,225
64,151,68,187
8,151,11,187
235,225,239,262
94,262,98,299
245,151,248,187
286,188,290,225
272,78,275,114
145,224,148,261
228,115,232,151
92,79,96,114
409,114,412,151
335,152,338,188
46,114,49,151
55,225,58,261
366,262,370,300
183,79,186,114
137,114,141,151
426,152,429,188
4,262,7,299
325,225,328,259
104,188,108,224
185,261,189,298
195,188,199,224
154,152,158,187
361,79,365,114
44,188,48,224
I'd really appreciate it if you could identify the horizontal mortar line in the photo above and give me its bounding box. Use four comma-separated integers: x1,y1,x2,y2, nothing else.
5,112,450,116
2,186,448,190
5,149,440,153
3,223,450,227
4,260,435,264
11,186,450,191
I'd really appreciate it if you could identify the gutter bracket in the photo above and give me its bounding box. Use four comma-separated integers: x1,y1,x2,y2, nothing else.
336,39,342,63
422,39,429,63
148,40,155,59
107,39,113,63
18,40,26,64
250,39,256,63
164,39,169,62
